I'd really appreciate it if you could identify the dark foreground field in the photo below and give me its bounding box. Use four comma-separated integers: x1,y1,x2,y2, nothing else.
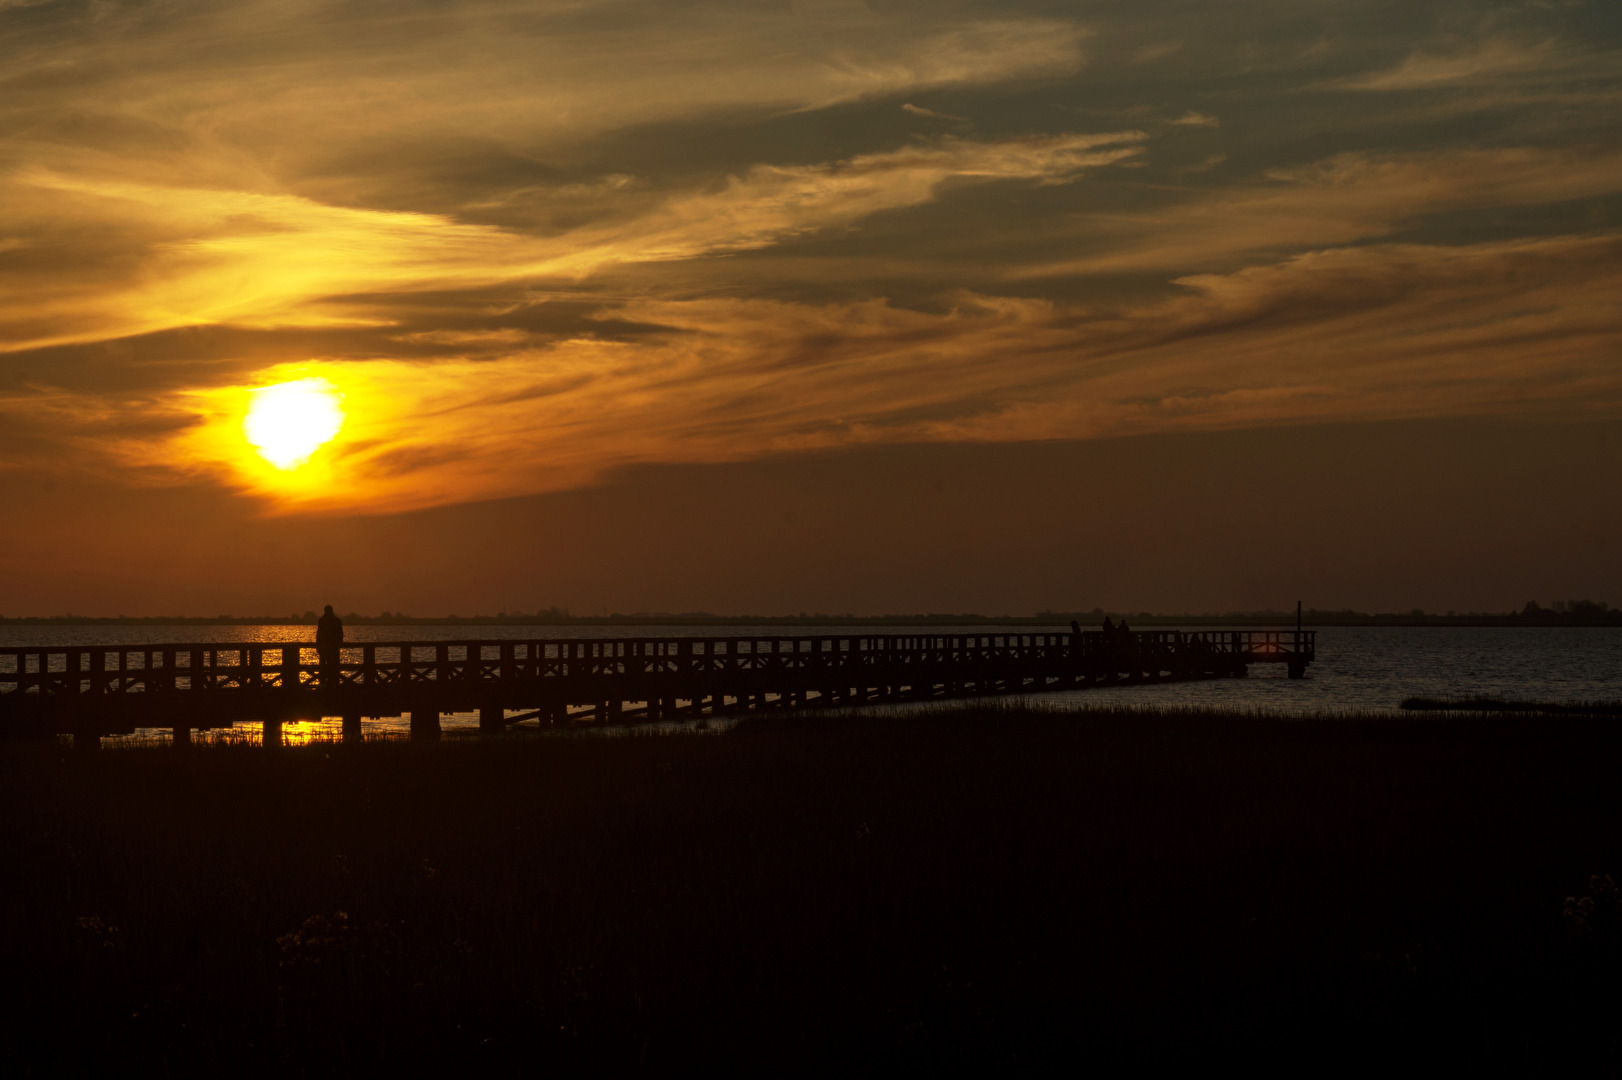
3,706,1621,1075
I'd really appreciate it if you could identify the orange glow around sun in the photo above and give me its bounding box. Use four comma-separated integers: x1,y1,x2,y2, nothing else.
159,367,365,509
243,377,346,469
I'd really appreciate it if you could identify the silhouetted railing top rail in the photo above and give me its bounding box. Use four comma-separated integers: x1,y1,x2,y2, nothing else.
0,630,1315,696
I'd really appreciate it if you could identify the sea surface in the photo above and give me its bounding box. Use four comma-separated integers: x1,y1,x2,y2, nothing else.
3,624,1619,743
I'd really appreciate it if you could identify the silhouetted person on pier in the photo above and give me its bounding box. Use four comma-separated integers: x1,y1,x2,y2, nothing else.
1102,616,1115,637
317,605,343,688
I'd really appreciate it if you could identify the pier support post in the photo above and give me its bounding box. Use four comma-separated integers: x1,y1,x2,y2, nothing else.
410,707,441,741
1287,659,1308,680
263,717,283,748
479,704,504,734
342,715,362,743
172,723,192,747
64,701,97,751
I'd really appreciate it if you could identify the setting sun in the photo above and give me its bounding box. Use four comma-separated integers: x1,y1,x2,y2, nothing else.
243,377,345,469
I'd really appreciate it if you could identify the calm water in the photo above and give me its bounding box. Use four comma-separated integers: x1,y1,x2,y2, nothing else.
3,624,1619,743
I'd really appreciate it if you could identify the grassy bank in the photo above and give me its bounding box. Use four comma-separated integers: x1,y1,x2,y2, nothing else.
3,705,1621,1074
1401,695,1622,716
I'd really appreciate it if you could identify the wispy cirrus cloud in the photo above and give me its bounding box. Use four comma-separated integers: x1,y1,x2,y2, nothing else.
7,230,1616,514
1325,36,1569,91
1,0,1620,527
0,2,1086,189
0,132,1144,353
902,103,971,123
1017,146,1622,278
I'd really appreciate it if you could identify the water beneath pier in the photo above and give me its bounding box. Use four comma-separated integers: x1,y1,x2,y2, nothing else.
3,624,1618,743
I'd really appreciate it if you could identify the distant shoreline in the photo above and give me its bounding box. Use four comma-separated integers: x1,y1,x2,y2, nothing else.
2,610,1618,629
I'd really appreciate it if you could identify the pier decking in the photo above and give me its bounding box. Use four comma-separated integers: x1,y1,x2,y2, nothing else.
0,628,1314,744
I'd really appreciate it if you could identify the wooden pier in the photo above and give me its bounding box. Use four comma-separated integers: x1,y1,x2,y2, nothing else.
0,629,1314,744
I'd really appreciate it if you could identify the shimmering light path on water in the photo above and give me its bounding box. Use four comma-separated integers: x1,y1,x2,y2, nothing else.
3,625,1618,743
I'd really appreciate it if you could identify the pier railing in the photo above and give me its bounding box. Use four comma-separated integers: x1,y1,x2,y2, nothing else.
0,629,1315,740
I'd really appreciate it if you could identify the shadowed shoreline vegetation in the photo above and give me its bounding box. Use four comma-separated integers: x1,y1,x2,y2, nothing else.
3,705,1621,1073
1400,696,1622,716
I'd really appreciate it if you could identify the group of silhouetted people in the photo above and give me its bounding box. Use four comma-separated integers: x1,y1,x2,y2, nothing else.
1069,616,1133,659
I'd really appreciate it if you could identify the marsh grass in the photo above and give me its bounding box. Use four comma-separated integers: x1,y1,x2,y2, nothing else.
4,703,1621,1073
1401,695,1622,716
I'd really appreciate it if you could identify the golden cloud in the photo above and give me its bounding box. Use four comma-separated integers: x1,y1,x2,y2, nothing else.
5,230,1604,515
0,132,1142,353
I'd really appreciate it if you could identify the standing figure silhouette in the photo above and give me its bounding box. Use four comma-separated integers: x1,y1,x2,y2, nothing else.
316,605,344,688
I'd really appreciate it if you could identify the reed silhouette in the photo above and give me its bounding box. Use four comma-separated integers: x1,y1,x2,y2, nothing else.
2,705,1620,1072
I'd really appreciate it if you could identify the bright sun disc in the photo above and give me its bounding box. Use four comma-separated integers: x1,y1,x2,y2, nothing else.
243,377,345,469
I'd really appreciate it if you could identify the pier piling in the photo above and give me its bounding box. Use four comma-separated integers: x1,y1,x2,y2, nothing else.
410,707,441,741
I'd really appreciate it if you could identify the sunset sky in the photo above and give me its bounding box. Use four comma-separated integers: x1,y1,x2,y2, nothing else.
2,0,1619,617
